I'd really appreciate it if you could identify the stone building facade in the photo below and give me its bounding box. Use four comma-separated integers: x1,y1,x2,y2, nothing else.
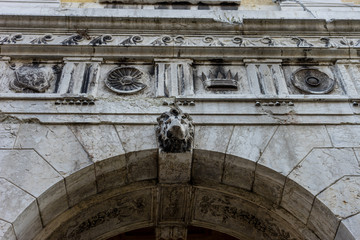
0,0,360,239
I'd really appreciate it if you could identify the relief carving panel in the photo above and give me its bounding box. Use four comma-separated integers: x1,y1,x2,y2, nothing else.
192,188,302,240
48,188,154,240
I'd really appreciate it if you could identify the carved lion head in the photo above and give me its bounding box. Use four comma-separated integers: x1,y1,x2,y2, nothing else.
156,107,194,153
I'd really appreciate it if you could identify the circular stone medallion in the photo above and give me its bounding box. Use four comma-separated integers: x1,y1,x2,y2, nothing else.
105,67,147,94
291,68,335,94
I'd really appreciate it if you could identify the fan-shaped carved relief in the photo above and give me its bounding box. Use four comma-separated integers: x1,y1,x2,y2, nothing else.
105,67,147,94
291,68,335,94
10,66,54,93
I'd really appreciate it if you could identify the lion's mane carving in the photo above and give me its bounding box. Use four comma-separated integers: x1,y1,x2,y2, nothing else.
156,107,194,153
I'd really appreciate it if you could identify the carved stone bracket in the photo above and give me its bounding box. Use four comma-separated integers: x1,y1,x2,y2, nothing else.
157,107,194,183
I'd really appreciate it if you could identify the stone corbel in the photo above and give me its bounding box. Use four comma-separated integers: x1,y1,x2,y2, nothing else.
156,106,194,183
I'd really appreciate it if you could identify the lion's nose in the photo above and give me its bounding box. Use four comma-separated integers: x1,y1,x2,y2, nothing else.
168,124,186,139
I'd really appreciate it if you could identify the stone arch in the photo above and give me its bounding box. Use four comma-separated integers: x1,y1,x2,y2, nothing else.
0,124,359,240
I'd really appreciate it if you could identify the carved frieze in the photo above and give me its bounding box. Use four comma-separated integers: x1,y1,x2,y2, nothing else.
105,67,147,94
201,70,239,91
156,107,194,153
89,34,113,46
61,34,84,45
0,33,22,44
194,189,299,240
30,34,53,44
291,68,335,94
120,35,144,45
0,33,360,49
9,65,54,93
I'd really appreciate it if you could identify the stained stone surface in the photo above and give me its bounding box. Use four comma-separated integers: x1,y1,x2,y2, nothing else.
115,125,157,153
282,148,360,223
335,213,360,240
0,124,19,148
0,150,68,225
309,176,360,240
193,126,233,183
69,125,125,162
14,124,92,177
223,126,278,190
0,179,42,240
327,125,360,147
254,125,332,203
0,221,16,240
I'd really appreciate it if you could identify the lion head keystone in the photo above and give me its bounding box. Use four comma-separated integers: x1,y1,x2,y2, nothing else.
156,106,194,153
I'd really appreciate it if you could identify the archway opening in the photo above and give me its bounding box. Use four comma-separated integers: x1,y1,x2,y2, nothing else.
107,226,239,240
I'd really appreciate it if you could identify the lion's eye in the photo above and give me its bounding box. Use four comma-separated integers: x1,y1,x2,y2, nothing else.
181,119,186,124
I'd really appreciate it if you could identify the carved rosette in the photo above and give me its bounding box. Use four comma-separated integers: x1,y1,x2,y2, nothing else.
291,68,335,94
156,107,194,153
105,67,147,94
10,66,54,93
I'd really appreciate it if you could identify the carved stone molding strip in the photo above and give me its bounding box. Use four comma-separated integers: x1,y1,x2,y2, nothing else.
1,33,360,49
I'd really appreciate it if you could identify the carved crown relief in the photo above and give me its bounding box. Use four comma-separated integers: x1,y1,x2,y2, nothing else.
9,65,54,93
201,70,239,91
105,67,147,94
291,68,335,94
156,107,194,153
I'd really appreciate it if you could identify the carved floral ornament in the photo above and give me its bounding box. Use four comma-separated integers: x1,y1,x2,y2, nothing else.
105,67,147,94
2,33,360,48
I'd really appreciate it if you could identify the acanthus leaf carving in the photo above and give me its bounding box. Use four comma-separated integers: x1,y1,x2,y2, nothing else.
320,37,339,48
291,37,313,47
260,36,283,47
30,34,54,44
120,35,144,46
156,106,194,153
203,36,225,46
89,34,113,46
152,35,173,46
232,36,255,47
0,33,23,45
61,34,84,45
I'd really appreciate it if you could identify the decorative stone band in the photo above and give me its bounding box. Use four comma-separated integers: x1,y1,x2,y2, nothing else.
1,34,360,49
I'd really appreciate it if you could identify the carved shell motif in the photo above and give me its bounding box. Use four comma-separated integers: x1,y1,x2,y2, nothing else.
105,67,147,94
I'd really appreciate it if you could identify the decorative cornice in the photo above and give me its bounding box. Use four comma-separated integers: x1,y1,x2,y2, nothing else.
1,34,360,49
